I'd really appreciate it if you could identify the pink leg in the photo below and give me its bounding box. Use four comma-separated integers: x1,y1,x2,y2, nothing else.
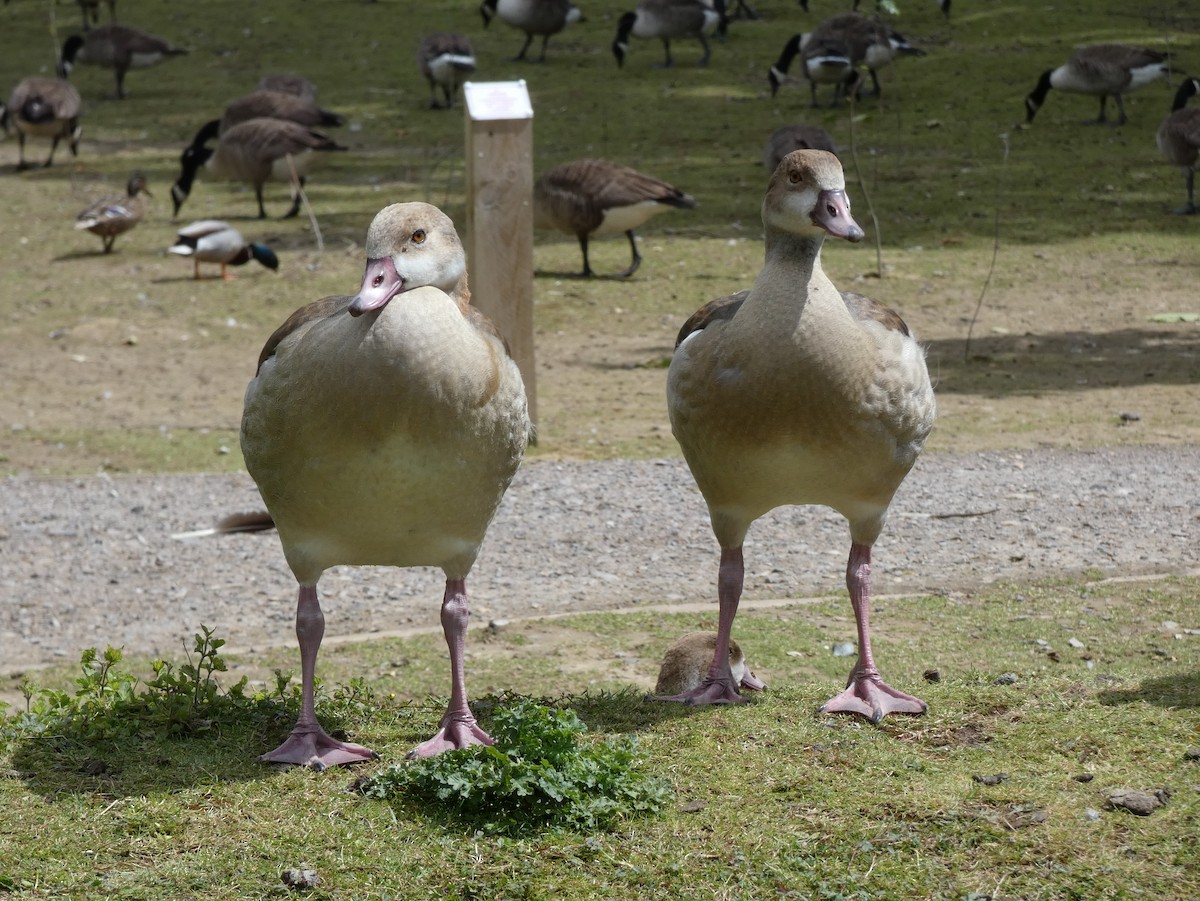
259,584,379,771
652,546,752,705
408,578,494,758
819,543,927,723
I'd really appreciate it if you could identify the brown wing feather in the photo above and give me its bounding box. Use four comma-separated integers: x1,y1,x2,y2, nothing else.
675,290,749,348
256,295,352,373
841,290,911,336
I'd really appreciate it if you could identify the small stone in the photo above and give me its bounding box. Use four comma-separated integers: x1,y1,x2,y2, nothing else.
1184,748,1200,762
487,619,510,635
923,668,941,683
680,799,708,813
281,868,319,890
1104,787,1170,816
831,642,856,657
1084,808,1101,822
1074,773,1095,783
1067,637,1085,649
994,672,1018,685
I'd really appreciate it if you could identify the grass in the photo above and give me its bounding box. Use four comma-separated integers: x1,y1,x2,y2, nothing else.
2,574,1198,899
1,0,1199,473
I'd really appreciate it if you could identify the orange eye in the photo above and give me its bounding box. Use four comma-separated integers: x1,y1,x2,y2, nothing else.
412,229,426,244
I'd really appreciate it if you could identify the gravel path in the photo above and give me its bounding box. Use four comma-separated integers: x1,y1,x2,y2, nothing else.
2,446,1198,675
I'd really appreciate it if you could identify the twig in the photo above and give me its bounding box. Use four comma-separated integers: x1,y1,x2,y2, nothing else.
964,133,1010,360
286,152,323,253
930,508,1000,520
845,92,884,277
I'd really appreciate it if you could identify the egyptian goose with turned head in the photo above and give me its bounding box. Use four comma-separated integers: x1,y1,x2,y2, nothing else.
663,149,935,721
240,202,530,769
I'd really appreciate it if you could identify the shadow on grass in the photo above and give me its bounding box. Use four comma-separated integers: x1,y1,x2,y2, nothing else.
1097,670,1200,709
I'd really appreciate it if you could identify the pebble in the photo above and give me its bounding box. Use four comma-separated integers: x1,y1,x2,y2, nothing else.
2,445,1198,673
1104,787,1171,816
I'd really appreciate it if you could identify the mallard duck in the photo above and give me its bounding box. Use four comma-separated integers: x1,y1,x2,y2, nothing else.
58,23,187,99
240,202,531,767
418,32,476,109
533,158,695,277
661,150,934,720
168,220,279,279
1024,43,1170,126
74,172,150,253
3,76,83,170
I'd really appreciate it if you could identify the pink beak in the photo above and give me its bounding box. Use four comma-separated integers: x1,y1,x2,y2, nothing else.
349,257,404,316
812,188,864,242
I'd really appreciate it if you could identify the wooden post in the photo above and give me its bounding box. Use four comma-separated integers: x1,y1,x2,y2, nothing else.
463,80,537,424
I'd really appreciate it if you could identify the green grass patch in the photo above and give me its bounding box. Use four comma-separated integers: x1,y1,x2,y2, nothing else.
3,575,1197,899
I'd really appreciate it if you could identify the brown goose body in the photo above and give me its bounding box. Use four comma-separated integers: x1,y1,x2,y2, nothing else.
1157,77,1200,214
3,76,82,170
171,117,347,219
763,123,836,170
481,0,583,62
654,632,765,696
220,90,345,133
1025,43,1170,126
664,149,934,720
418,32,476,109
242,202,530,768
59,23,187,98
534,157,695,277
255,74,319,103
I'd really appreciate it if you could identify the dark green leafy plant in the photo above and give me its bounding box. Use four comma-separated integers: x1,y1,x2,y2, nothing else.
357,699,672,835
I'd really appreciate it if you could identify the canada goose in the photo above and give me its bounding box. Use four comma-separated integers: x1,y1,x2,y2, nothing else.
255,74,319,103
168,220,280,279
533,158,696,277
170,117,347,220
480,0,584,63
1157,77,1200,214
220,90,346,133
2,76,82,170
1024,43,1170,127
417,32,476,109
58,23,187,99
763,123,836,170
612,0,725,69
74,172,150,253
241,202,530,766
653,631,765,696
800,0,950,18
769,14,924,104
661,149,934,720
76,0,116,29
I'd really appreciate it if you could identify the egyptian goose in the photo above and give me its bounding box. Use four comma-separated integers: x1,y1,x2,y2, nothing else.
1157,77,1200,214
417,32,476,109
654,631,765,697
74,172,150,253
219,90,346,133
170,117,347,220
168,220,279,279
612,0,725,69
480,0,583,63
58,24,187,99
1024,44,1170,127
763,123,836,171
533,158,695,277
769,14,924,105
3,77,82,170
241,202,530,768
663,150,935,721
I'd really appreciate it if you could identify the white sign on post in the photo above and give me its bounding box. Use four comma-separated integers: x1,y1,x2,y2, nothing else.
463,80,533,122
